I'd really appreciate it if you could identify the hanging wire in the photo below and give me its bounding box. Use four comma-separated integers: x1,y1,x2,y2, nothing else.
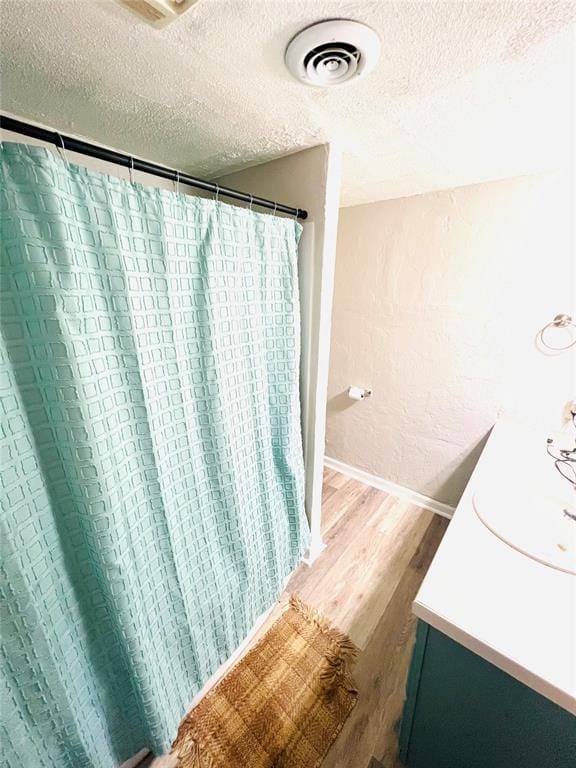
546,407,576,517
547,432,576,490
539,312,576,504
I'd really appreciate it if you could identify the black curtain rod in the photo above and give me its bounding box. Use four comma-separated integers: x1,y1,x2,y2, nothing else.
0,115,308,221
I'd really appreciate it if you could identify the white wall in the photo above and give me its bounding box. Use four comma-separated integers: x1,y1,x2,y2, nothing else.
217,145,342,560
326,173,574,508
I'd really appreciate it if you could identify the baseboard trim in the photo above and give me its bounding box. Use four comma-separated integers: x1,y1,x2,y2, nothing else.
324,456,455,519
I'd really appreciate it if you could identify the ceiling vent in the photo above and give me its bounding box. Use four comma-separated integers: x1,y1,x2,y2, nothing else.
117,0,199,27
285,19,381,87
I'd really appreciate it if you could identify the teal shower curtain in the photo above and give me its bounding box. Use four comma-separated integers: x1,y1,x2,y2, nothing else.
0,143,310,767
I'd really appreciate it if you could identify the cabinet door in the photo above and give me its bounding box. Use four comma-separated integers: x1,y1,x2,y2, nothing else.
401,624,576,768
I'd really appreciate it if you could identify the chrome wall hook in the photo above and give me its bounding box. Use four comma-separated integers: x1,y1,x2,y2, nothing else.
552,314,574,329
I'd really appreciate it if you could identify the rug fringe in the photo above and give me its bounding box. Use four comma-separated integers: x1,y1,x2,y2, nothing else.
172,597,359,767
289,596,359,694
171,739,214,768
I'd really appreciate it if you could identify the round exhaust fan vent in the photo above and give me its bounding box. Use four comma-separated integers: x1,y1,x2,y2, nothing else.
285,19,380,87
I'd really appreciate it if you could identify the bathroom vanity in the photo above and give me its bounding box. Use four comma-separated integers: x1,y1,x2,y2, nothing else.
399,419,576,768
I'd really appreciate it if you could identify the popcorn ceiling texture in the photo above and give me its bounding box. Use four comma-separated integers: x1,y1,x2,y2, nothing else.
326,173,573,507
0,0,573,205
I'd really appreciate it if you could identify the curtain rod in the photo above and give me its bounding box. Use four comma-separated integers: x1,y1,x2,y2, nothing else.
0,115,308,221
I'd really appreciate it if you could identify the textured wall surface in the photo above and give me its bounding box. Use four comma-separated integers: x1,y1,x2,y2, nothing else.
0,1,573,205
326,173,574,507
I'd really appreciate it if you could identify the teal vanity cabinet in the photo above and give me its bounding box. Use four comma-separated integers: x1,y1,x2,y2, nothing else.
399,622,576,768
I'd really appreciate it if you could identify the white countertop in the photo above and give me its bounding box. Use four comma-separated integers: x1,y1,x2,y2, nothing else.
413,418,576,715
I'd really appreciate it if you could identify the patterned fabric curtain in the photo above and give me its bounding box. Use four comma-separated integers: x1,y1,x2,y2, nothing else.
0,143,310,767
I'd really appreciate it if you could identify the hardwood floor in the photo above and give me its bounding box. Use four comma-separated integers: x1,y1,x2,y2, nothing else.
299,470,448,768
148,469,448,768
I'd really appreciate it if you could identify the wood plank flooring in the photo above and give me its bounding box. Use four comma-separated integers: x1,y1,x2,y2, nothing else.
304,470,448,767
149,469,448,768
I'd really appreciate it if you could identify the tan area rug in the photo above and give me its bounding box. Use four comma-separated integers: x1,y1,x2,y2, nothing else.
172,597,359,768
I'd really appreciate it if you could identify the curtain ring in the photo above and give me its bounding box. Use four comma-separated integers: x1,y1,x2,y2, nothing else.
56,133,69,167
273,202,277,216
175,170,180,196
249,194,253,213
215,183,220,204
129,155,135,185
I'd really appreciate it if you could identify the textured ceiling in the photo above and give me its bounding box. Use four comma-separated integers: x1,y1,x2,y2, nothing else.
0,0,574,206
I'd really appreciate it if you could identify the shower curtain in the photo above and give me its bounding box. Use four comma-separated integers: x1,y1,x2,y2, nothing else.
0,143,310,768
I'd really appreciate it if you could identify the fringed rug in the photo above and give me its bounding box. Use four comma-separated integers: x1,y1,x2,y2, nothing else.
171,597,359,768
